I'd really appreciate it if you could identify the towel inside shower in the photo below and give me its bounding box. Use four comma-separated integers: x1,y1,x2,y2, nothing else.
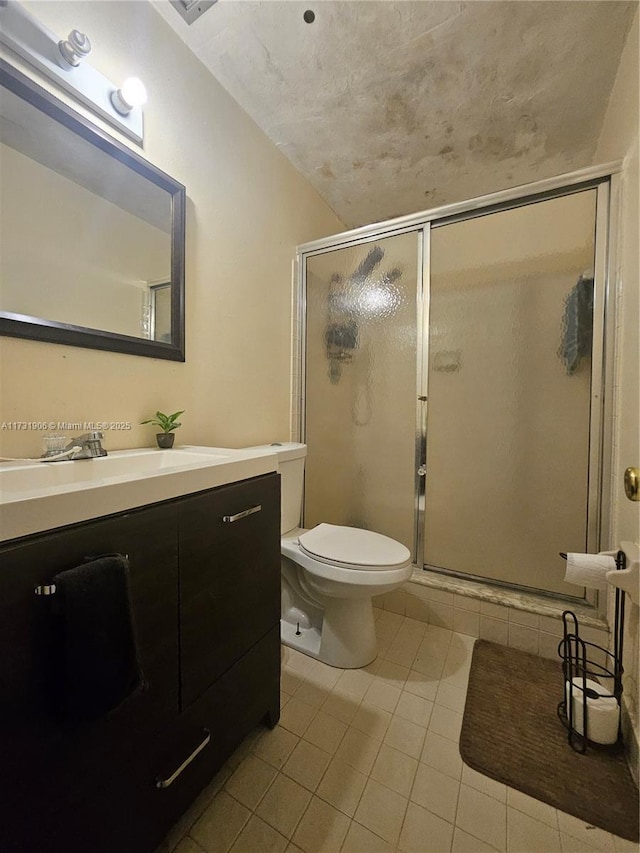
559,275,594,375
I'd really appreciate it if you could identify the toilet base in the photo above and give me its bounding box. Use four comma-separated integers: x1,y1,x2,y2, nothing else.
281,596,377,669
281,619,322,660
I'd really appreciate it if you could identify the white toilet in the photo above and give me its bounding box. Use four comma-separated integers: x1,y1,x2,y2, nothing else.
260,443,413,668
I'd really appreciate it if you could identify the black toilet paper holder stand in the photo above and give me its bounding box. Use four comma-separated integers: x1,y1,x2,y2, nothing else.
556,550,626,753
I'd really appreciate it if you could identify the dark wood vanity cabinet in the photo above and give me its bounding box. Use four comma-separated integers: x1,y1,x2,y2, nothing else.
0,472,281,853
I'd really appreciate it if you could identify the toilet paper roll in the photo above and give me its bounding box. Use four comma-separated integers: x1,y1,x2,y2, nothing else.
565,677,619,745
564,553,617,591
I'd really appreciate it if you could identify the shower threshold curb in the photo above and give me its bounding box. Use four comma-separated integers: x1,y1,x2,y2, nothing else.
408,568,609,630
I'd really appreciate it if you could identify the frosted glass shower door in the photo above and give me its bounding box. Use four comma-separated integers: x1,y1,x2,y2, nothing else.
424,190,598,597
304,232,420,552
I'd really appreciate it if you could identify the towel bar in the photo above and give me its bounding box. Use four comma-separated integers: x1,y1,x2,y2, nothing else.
34,553,130,595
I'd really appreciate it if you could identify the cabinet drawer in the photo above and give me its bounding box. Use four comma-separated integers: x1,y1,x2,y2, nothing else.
142,624,281,850
178,473,280,708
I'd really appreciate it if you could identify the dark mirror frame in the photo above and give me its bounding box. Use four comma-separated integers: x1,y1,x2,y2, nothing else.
0,60,186,361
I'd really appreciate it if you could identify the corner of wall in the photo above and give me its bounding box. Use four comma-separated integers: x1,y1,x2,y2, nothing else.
594,7,640,783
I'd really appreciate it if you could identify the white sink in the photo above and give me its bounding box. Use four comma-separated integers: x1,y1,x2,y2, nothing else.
0,449,230,495
0,445,279,542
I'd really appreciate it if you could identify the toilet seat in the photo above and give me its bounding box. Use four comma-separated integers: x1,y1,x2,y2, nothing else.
298,523,411,571
282,531,414,590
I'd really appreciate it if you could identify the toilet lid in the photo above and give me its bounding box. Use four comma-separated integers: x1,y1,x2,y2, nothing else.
298,523,411,570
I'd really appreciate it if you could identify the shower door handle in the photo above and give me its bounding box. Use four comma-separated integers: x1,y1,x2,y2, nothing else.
417,465,427,477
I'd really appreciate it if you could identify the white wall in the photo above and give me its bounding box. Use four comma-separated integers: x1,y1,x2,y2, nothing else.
594,10,639,777
0,0,343,455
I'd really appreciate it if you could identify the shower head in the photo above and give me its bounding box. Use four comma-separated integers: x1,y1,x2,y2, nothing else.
383,267,402,284
350,246,384,282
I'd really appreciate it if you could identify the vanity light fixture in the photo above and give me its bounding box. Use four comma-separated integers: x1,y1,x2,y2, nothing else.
0,1,146,144
111,77,148,116
57,29,92,68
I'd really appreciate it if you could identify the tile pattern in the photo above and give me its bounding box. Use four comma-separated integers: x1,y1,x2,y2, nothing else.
376,579,611,664
159,611,634,853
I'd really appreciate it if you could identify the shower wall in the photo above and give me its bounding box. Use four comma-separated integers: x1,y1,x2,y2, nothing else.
304,233,419,550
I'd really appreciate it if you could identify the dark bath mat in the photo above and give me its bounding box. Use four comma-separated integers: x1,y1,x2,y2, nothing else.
460,640,639,842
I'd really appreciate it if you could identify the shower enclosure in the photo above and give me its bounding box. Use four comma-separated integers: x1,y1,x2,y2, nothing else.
298,167,616,602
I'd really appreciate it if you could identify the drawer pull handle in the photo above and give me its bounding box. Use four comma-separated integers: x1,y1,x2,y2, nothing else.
155,729,210,789
222,505,262,523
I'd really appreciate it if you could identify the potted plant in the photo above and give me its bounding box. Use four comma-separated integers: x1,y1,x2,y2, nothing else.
141,410,184,449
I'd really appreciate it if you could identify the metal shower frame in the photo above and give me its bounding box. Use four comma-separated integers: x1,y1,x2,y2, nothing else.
295,161,622,611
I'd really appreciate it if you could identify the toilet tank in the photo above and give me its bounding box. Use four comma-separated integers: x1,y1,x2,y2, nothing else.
248,443,307,534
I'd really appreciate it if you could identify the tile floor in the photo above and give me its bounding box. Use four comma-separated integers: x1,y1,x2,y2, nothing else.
158,610,638,853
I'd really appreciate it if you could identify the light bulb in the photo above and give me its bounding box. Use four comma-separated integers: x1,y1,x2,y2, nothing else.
121,77,147,108
58,29,92,68
110,77,147,115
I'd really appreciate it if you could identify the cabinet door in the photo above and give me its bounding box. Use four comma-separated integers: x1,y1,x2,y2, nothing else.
0,503,179,853
179,473,280,709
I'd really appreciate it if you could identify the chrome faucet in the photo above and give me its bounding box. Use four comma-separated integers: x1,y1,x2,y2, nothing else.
42,431,108,460
65,431,108,459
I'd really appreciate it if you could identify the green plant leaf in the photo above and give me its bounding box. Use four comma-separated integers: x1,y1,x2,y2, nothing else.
141,409,184,432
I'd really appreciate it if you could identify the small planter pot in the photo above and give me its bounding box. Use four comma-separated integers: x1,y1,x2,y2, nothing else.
156,433,175,449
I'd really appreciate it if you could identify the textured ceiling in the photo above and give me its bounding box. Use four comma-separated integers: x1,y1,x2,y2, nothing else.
154,0,636,228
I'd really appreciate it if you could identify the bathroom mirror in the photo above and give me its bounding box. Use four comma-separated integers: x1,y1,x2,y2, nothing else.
0,60,186,361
